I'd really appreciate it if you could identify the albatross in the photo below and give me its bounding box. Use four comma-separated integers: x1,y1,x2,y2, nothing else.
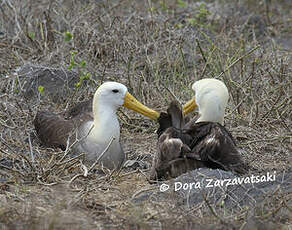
150,78,247,180
34,81,159,170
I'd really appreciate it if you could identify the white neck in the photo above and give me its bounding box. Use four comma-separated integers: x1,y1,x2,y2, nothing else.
88,100,120,144
195,94,226,125
192,78,229,125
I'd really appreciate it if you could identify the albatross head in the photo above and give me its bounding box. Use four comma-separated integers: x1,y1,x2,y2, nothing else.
93,82,159,120
183,78,229,125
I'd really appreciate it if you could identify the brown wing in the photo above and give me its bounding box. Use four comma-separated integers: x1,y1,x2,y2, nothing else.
186,122,248,174
65,99,93,119
34,98,93,150
150,101,205,181
34,108,93,151
150,126,206,181
34,111,75,150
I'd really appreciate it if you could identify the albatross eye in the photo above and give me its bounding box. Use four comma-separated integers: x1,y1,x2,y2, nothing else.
112,89,119,93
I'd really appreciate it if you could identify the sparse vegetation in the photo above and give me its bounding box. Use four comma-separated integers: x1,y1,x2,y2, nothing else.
0,0,291,229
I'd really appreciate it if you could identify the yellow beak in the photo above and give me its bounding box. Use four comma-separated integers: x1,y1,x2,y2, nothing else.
182,97,197,115
123,92,160,120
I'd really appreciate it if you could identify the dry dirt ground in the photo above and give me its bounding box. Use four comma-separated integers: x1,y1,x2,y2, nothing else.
0,0,291,229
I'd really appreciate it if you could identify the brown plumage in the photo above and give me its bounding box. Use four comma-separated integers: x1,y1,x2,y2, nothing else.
150,101,248,181
34,109,92,151
65,99,92,119
34,98,94,151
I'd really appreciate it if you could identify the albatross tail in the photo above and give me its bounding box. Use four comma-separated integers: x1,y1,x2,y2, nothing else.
167,100,184,130
157,100,185,137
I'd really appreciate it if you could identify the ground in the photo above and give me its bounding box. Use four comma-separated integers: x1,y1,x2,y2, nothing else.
0,0,291,229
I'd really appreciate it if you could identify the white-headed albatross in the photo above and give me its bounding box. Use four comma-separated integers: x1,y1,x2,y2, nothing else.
34,81,160,170
150,78,247,180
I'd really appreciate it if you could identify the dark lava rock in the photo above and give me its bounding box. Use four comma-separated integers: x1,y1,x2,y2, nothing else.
17,64,80,103
133,168,292,210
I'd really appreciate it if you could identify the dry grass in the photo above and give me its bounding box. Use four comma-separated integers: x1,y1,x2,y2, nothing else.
0,0,291,229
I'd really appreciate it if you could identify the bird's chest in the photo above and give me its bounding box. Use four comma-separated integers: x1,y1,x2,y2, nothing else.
78,138,124,168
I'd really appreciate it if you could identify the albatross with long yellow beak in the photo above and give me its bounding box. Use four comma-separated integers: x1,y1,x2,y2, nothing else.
34,82,159,170
150,78,247,180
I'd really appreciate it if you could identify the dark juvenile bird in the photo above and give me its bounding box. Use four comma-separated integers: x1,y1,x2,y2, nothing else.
150,79,248,180
34,82,160,170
